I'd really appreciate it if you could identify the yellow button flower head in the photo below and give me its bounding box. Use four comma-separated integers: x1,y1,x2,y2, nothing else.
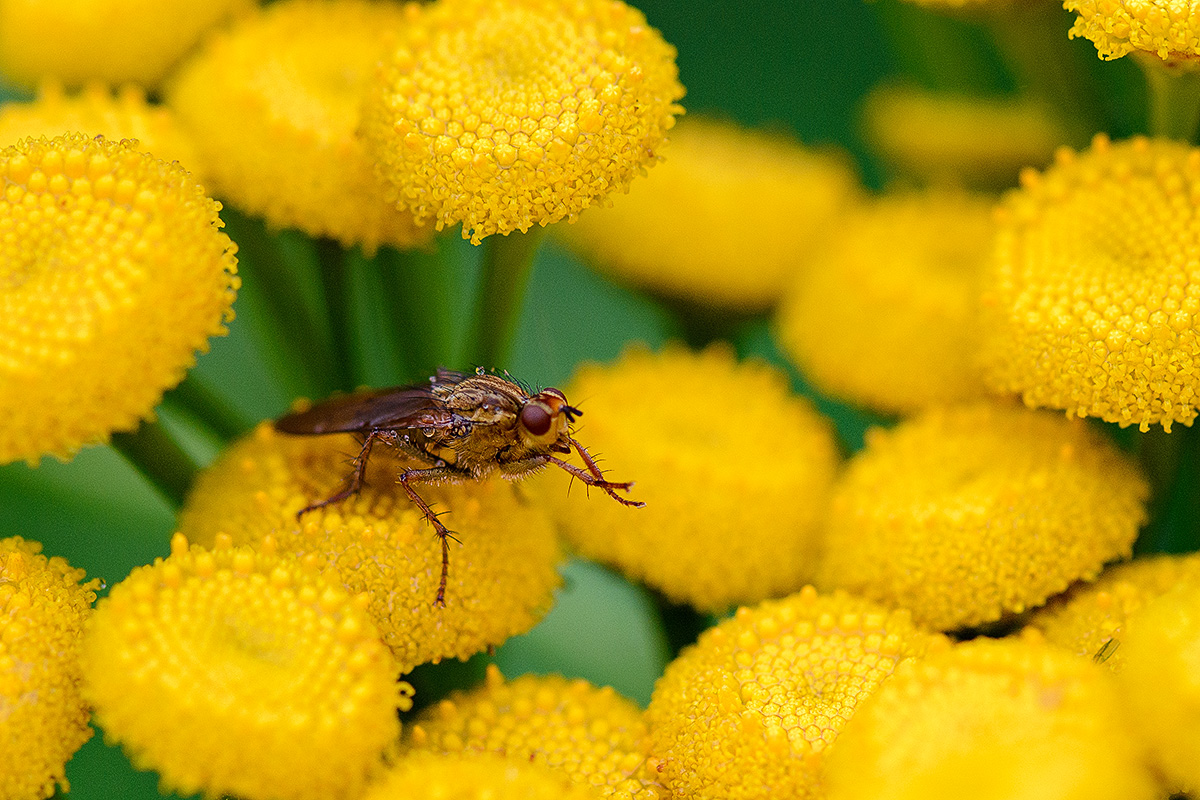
82,533,405,800
534,344,840,612
556,116,859,313
823,633,1161,800
775,189,994,414
859,85,1065,187
176,422,562,673
365,752,604,800
646,587,945,800
0,0,254,88
167,0,431,253
0,133,238,464
0,82,206,184
1030,552,1200,672
361,0,685,244
1117,582,1200,792
1066,0,1200,62
0,537,99,800
816,402,1149,631
980,134,1200,432
404,664,664,800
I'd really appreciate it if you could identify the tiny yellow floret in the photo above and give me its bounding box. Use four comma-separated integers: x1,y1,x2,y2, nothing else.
1031,552,1200,672
365,751,604,800
1116,582,1200,793
361,0,685,243
557,116,859,312
824,633,1161,800
167,0,431,252
980,134,1200,432
817,402,1149,631
535,343,840,612
0,133,238,464
404,664,664,799
775,189,994,414
176,422,562,673
0,82,206,184
0,537,99,800
82,534,403,800
860,85,1065,187
1065,0,1200,62
0,0,254,88
646,586,945,800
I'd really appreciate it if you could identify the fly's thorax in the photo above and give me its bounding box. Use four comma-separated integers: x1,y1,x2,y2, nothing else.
438,375,527,426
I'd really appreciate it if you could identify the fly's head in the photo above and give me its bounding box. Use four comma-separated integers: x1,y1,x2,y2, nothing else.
518,387,581,454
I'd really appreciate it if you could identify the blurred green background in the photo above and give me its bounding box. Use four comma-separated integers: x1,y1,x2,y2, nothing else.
0,0,1151,796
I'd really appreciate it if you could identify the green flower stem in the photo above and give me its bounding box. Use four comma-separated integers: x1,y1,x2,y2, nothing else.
110,419,200,509
1136,424,1200,554
465,227,546,369
163,373,250,443
1138,54,1200,141
315,239,361,392
871,0,1006,93
220,211,341,400
377,244,457,381
985,5,1102,145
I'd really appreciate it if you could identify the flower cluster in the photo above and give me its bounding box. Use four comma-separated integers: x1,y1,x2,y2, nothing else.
8,0,1200,798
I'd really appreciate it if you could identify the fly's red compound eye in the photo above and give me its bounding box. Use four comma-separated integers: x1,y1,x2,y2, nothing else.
520,403,553,436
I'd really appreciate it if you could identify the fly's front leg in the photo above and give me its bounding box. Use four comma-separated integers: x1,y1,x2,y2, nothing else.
297,429,392,518
549,439,644,508
397,465,470,607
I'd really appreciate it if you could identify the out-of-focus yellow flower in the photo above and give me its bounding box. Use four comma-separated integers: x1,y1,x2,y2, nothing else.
1030,552,1200,672
167,0,431,253
556,116,858,313
0,133,238,465
1116,582,1200,792
361,0,685,244
0,537,99,800
404,664,664,800
534,344,840,612
860,85,1065,187
83,533,405,800
775,189,993,414
645,586,945,800
176,422,562,673
824,632,1161,800
365,752,604,800
0,82,206,184
816,403,1149,631
1066,0,1200,62
0,0,254,88
980,134,1200,432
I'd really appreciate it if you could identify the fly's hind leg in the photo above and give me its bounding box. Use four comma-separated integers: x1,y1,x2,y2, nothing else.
397,465,471,607
296,429,391,518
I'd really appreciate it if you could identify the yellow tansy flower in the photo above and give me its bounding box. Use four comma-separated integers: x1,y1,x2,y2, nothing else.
0,537,99,800
365,752,604,800
816,402,1149,631
83,533,405,800
1066,0,1200,62
774,189,994,414
859,85,1064,187
0,82,206,184
980,134,1200,432
167,0,431,252
0,0,254,88
404,664,664,800
1030,552,1200,672
534,344,840,612
824,633,1160,800
1116,582,1200,792
645,587,945,800
361,0,685,244
555,116,859,313
176,422,562,674
0,133,238,464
